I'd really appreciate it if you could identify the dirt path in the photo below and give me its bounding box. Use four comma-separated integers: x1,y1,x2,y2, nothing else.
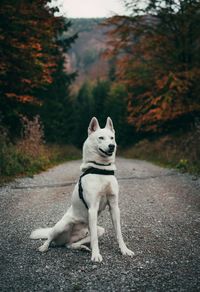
0,158,199,291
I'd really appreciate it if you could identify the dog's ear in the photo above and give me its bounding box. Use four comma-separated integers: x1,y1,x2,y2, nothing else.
88,117,100,135
105,117,115,132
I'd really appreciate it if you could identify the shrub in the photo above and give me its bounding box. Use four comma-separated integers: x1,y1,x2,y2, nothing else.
16,115,50,174
17,115,46,158
0,116,81,182
0,116,48,179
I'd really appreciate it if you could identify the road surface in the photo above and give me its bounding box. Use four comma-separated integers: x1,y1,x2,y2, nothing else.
0,158,199,291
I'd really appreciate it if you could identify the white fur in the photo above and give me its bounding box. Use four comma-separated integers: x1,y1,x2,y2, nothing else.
30,117,134,262
30,228,52,239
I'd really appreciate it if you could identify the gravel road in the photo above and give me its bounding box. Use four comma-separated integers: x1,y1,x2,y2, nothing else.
0,158,200,291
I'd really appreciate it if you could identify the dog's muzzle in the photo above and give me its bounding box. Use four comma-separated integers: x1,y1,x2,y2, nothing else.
99,144,115,156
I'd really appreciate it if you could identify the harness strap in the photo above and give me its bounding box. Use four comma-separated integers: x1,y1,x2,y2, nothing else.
78,167,115,209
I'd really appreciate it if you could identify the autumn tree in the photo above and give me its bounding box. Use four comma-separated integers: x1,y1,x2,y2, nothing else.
0,0,76,139
104,0,200,133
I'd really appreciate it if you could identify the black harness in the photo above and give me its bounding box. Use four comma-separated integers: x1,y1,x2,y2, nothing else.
78,167,115,209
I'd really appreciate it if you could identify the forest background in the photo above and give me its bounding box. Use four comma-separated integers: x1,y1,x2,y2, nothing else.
0,0,200,181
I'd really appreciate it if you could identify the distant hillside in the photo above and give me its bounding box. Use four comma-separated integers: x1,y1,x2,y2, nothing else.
64,18,109,91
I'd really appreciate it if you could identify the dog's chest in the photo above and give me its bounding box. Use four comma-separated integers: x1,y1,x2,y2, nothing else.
98,181,113,211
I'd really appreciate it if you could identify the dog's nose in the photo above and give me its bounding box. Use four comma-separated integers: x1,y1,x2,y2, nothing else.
108,144,115,151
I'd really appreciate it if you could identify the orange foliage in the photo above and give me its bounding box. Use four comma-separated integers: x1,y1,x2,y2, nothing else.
5,93,39,104
0,0,66,104
103,5,200,132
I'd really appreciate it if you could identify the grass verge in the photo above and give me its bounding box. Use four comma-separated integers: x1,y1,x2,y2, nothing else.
0,144,81,185
121,132,200,176
0,116,81,185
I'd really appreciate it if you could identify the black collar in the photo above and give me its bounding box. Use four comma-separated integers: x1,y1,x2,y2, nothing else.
87,161,112,167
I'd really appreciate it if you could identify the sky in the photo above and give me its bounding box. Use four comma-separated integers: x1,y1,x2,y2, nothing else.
51,0,127,18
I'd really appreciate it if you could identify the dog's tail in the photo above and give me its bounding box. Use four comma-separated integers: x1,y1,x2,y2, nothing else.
30,227,52,239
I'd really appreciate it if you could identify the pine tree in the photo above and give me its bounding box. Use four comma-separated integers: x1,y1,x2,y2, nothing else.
73,82,94,147
92,80,111,127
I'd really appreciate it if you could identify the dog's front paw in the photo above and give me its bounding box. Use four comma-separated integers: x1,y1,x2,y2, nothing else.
91,252,103,262
120,246,135,257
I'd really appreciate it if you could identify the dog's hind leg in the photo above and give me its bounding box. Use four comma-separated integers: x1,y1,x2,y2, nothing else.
68,235,91,251
38,224,72,252
38,211,74,252
69,226,105,251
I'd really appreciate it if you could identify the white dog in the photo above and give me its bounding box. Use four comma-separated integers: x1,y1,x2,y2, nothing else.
30,117,134,262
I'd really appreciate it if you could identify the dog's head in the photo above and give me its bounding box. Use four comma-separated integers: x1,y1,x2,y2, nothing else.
86,117,117,158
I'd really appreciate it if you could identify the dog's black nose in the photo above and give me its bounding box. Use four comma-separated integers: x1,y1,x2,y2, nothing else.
108,144,115,151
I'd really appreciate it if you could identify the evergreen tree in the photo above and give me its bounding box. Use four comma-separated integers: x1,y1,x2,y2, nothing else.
39,58,76,144
105,83,134,146
92,80,111,127
39,19,77,144
73,82,94,147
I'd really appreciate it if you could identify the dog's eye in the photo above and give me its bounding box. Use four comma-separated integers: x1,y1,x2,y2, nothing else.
98,136,104,140
111,137,114,140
